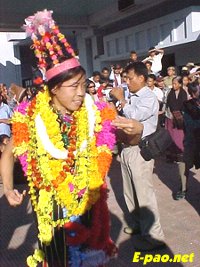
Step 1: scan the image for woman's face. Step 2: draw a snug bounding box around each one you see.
[172,79,181,91]
[167,68,175,77]
[51,72,86,114]
[87,83,96,94]
[182,76,189,86]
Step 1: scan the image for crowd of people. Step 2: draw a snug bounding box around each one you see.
[85,48,200,204]
[0,9,200,267]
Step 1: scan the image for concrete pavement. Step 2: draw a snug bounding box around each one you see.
[0,156,200,267]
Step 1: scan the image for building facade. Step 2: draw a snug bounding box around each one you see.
[0,0,200,86]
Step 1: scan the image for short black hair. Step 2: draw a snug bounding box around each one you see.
[145,60,152,66]
[92,71,101,77]
[148,74,156,81]
[130,50,137,54]
[125,62,148,81]
[101,67,109,72]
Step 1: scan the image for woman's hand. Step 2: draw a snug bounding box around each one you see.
[4,189,26,207]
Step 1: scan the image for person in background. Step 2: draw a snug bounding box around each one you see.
[142,47,164,76]
[164,66,176,89]
[0,83,8,104]
[145,61,153,75]
[86,79,99,102]
[165,76,188,200]
[147,74,164,103]
[101,67,110,80]
[181,66,190,77]
[109,64,122,87]
[165,76,187,155]
[176,84,200,200]
[120,70,129,100]
[156,76,170,127]
[182,74,191,99]
[89,71,101,90]
[186,62,195,74]
[0,92,12,138]
[127,50,138,65]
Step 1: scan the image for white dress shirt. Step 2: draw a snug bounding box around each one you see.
[123,86,159,138]
[150,86,164,103]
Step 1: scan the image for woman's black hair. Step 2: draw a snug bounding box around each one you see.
[46,56,86,91]
[188,83,199,97]
[85,79,95,94]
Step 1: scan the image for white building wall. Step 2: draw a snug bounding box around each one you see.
[83,5,199,70]
[0,32,25,86]
[102,6,200,61]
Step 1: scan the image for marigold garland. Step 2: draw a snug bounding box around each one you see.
[11,88,117,261]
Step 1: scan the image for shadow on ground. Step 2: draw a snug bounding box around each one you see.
[154,157,200,215]
[0,185,38,267]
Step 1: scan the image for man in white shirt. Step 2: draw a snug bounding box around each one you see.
[142,47,164,76]
[147,74,164,103]
[110,62,165,251]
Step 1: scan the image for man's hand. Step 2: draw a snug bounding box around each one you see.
[112,116,143,135]
[4,189,26,207]
[110,87,124,101]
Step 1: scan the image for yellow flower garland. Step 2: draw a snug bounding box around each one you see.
[12,87,108,246]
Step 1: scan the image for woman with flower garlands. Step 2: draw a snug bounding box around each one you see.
[1,10,117,267]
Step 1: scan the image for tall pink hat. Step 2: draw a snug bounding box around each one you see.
[23,9,80,81]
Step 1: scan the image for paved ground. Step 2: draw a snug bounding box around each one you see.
[0,156,200,267]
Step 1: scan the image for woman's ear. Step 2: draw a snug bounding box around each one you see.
[51,86,58,95]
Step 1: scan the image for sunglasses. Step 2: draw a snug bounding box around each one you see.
[88,85,95,88]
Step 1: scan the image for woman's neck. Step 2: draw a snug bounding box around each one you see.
[50,101,72,116]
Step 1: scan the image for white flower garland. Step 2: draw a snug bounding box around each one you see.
[35,93,95,159]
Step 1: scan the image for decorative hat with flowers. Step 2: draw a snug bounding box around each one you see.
[12,9,117,267]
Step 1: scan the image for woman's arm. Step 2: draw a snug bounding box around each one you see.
[0,118,11,124]
[1,137,26,206]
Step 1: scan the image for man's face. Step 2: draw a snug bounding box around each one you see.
[101,70,109,79]
[126,69,145,93]
[93,75,100,83]
[147,77,155,89]
[130,53,137,61]
[157,80,165,89]
[146,63,152,71]
[114,67,121,74]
